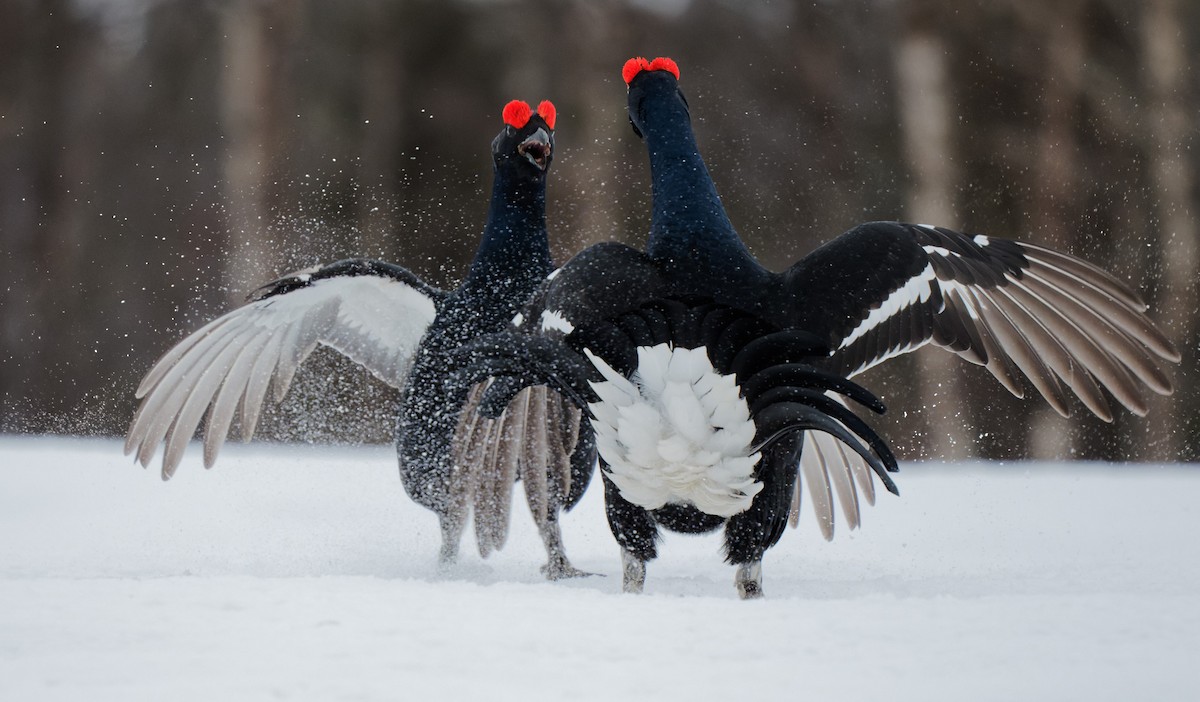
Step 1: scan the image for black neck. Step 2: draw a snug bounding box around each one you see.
[465,169,552,290]
[640,90,756,272]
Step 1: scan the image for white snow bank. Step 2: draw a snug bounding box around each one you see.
[1,436,1197,701]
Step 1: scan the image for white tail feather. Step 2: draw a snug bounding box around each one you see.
[585,344,762,518]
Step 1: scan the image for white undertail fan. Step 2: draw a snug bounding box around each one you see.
[585,344,763,518]
[452,299,898,525]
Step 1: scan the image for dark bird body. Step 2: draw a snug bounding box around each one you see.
[127,100,595,578]
[457,58,1178,598]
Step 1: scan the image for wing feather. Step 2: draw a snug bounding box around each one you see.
[521,386,551,523]
[132,320,248,468]
[473,415,505,556]
[1001,281,1144,416]
[787,222,1176,420]
[1021,241,1146,306]
[204,333,273,468]
[799,436,835,541]
[795,400,876,537]
[127,268,438,478]
[239,330,286,442]
[825,430,860,532]
[474,395,526,556]
[163,335,249,476]
[780,221,1178,516]
[1017,273,1173,393]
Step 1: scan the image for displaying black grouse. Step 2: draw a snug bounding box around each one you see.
[456,57,1179,598]
[126,99,596,579]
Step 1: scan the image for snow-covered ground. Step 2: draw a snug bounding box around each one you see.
[1,436,1197,700]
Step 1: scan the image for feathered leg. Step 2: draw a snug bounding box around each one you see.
[513,388,594,580]
[400,435,470,569]
[723,433,804,599]
[622,549,647,594]
[438,513,466,567]
[437,444,474,568]
[603,471,659,593]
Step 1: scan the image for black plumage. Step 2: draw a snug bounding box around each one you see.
[126,101,595,579]
[456,57,1178,598]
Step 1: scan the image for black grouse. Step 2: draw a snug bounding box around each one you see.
[126,99,596,579]
[455,57,1179,598]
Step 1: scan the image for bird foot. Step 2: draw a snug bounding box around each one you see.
[735,561,764,600]
[437,540,460,575]
[541,559,600,581]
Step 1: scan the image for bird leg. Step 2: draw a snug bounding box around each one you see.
[603,473,659,593]
[436,457,472,569]
[724,436,800,598]
[622,548,647,593]
[437,512,466,569]
[536,509,595,580]
[734,561,764,599]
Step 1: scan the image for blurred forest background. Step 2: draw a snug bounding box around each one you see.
[1,0,1197,463]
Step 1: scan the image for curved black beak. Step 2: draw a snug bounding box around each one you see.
[518,127,552,170]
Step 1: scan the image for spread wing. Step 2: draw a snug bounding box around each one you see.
[126,259,443,478]
[786,221,1179,421]
[778,221,1179,539]
[451,382,593,559]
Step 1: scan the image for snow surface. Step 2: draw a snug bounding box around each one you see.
[2,436,1198,701]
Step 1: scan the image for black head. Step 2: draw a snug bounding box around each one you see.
[622,56,688,140]
[492,99,556,181]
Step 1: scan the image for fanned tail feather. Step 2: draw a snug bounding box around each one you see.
[586,344,763,518]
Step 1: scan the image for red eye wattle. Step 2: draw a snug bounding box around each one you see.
[647,57,680,80]
[622,57,651,84]
[536,100,556,130]
[502,100,532,129]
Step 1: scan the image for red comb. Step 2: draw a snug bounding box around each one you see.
[536,100,556,130]
[622,57,651,84]
[502,100,532,129]
[648,57,680,80]
[622,56,679,84]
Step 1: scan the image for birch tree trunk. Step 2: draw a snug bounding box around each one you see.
[1024,0,1085,460]
[219,0,299,301]
[356,1,406,261]
[1141,0,1196,461]
[894,5,971,460]
[555,0,626,257]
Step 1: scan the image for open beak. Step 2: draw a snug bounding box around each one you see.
[518,128,551,170]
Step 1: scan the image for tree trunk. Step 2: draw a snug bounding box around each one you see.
[218,0,299,300]
[894,8,971,461]
[1141,0,1197,461]
[1025,0,1085,460]
[554,1,626,258]
[355,2,407,261]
